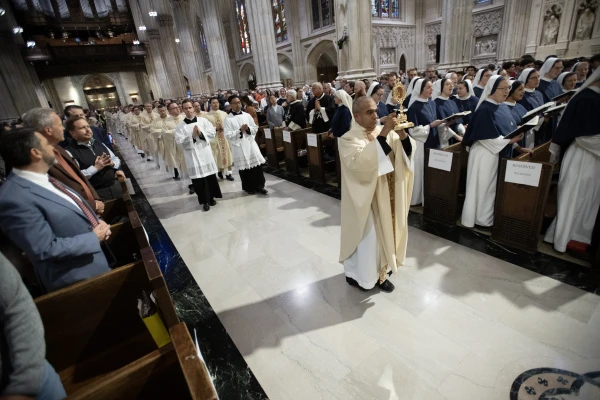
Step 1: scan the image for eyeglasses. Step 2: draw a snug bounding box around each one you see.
[496,86,511,91]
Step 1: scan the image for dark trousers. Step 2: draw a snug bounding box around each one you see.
[95,180,123,201]
[239,165,266,193]
[191,174,222,204]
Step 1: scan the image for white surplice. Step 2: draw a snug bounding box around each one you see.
[407,125,429,205]
[343,141,394,289]
[223,112,266,170]
[544,134,600,251]
[461,137,510,228]
[174,117,217,179]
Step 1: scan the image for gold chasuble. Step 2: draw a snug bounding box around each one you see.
[339,124,415,282]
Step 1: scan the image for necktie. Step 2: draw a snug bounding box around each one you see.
[48,176,98,228]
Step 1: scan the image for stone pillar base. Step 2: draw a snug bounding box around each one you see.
[257,81,284,90]
[338,68,377,82]
[437,62,474,72]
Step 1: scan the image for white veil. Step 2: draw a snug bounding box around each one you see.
[476,75,505,110]
[408,78,426,109]
[335,90,354,120]
[539,57,559,78]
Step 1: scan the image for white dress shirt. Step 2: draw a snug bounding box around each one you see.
[12,168,78,208]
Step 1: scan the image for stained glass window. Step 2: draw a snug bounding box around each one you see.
[198,18,211,70]
[311,0,335,30]
[272,0,288,43]
[371,0,400,18]
[234,0,252,55]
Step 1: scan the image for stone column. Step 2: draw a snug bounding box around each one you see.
[143,49,161,100]
[157,14,187,97]
[172,0,205,95]
[335,0,376,81]
[555,0,577,58]
[414,0,427,70]
[201,0,235,90]
[283,0,305,86]
[135,71,152,103]
[498,0,532,62]
[42,79,63,114]
[524,0,544,55]
[438,0,473,71]
[146,31,170,99]
[245,0,282,89]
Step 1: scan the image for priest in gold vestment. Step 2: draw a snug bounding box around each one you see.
[203,98,234,181]
[339,97,415,293]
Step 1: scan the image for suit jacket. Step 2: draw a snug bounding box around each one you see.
[59,126,113,151]
[0,173,110,293]
[48,146,100,211]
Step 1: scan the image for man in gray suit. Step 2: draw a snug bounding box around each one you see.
[0,128,111,292]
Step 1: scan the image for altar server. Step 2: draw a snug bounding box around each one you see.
[406,79,444,205]
[433,78,464,148]
[545,69,600,252]
[461,76,524,229]
[175,99,221,211]
[453,80,479,125]
[472,68,492,98]
[223,95,268,195]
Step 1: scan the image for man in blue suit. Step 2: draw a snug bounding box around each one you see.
[0,128,112,292]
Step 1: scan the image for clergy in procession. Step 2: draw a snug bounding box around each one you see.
[204,97,234,181]
[127,106,145,159]
[537,57,564,102]
[175,99,222,211]
[140,103,158,164]
[545,69,600,253]
[306,82,335,133]
[223,95,268,195]
[338,96,415,293]
[432,78,464,148]
[118,106,129,139]
[461,76,524,229]
[406,78,444,206]
[453,80,479,125]
[472,68,492,98]
[159,103,183,179]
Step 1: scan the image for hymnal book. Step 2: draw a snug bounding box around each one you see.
[543,103,568,115]
[551,90,577,103]
[504,116,539,139]
[443,111,471,122]
[521,102,555,122]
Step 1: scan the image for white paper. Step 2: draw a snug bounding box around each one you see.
[505,160,542,187]
[264,128,271,139]
[523,102,555,119]
[307,133,318,147]
[428,149,453,172]
[283,130,291,143]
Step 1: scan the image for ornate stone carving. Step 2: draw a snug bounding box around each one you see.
[428,45,437,63]
[473,9,503,37]
[372,26,415,48]
[541,2,562,45]
[572,0,597,41]
[474,35,497,56]
[380,48,395,65]
[473,56,497,65]
[425,22,441,45]
[157,14,174,27]
[172,0,190,8]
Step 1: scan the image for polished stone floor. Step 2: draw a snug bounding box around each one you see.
[116,136,600,400]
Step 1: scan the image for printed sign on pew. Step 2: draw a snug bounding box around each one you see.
[505,161,542,187]
[428,149,453,172]
[307,133,318,147]
[283,130,291,143]
[264,128,272,139]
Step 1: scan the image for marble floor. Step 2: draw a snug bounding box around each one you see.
[116,136,600,400]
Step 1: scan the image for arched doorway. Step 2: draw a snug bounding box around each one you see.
[83,75,120,111]
[306,40,338,84]
[278,54,294,87]
[239,62,256,90]
[400,54,407,73]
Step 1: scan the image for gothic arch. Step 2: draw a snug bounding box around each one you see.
[305,40,338,83]
[71,73,127,105]
[399,53,407,72]
[277,53,294,86]
[239,62,256,90]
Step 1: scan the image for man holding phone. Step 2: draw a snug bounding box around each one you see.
[65,116,125,200]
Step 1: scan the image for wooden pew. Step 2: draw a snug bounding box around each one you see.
[492,141,554,252]
[255,125,268,157]
[423,143,469,225]
[264,127,284,168]
[307,132,336,184]
[102,196,133,225]
[283,127,312,175]
[106,211,148,266]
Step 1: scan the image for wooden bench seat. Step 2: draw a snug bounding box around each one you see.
[283,127,312,175]
[307,132,336,184]
[264,127,285,168]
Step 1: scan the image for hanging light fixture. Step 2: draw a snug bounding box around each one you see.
[148,0,157,16]
[13,26,23,34]
[133,39,140,45]
[26,40,36,48]
[0,8,6,16]
[175,38,180,43]
[138,25,146,31]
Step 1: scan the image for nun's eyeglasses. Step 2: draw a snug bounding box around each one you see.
[497,86,511,91]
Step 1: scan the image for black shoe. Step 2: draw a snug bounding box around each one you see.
[209,200,217,206]
[139,153,144,158]
[226,175,234,181]
[218,172,223,179]
[258,188,268,195]
[377,279,395,293]
[202,204,210,212]
[246,190,255,195]
[346,276,368,291]
[146,158,151,162]
[172,176,181,180]
[188,185,195,195]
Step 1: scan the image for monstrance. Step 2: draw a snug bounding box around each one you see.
[391,81,414,131]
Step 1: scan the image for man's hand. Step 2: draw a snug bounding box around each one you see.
[315,99,321,111]
[93,220,111,241]
[193,125,201,137]
[282,101,287,107]
[95,200,105,214]
[509,132,525,144]
[115,170,125,179]
[240,124,249,132]
[380,113,398,137]
[94,156,107,170]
